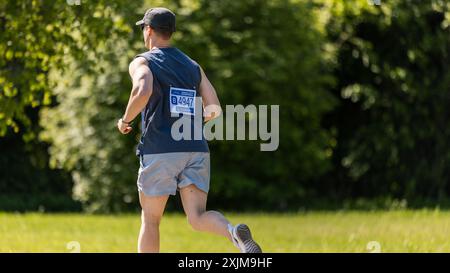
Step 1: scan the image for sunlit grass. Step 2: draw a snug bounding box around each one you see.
[1,210,450,252]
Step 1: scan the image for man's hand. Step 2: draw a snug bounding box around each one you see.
[117,118,133,134]
[199,66,221,122]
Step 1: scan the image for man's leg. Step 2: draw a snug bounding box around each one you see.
[138,192,169,253]
[179,184,233,241]
[180,184,263,253]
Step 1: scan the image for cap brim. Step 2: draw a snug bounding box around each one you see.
[135,19,144,26]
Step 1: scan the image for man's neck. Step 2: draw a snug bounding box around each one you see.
[149,39,171,50]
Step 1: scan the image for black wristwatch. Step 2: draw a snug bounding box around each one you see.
[120,118,133,126]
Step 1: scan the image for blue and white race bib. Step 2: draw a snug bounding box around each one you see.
[170,87,196,116]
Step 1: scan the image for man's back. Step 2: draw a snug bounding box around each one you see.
[135,47,209,155]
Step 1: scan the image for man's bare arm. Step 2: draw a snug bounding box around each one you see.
[199,67,222,123]
[117,57,153,134]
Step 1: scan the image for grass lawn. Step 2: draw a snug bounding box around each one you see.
[1,210,450,252]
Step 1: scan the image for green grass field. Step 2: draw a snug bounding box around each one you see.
[1,210,450,253]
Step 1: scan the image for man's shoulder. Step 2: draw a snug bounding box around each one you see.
[133,55,149,65]
[134,51,153,62]
[129,55,151,77]
[174,48,199,65]
[129,56,148,70]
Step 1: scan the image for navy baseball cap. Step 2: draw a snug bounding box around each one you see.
[135,7,176,33]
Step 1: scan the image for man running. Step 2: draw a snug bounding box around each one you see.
[116,7,262,253]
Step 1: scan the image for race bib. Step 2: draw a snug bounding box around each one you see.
[170,87,196,116]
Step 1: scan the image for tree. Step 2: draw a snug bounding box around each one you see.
[0,0,141,137]
[325,0,450,205]
[0,0,142,211]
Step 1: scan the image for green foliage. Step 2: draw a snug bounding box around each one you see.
[0,0,142,212]
[326,0,450,202]
[41,45,141,212]
[0,128,79,212]
[39,23,147,212]
[0,0,140,136]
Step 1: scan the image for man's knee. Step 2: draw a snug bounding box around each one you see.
[141,210,162,226]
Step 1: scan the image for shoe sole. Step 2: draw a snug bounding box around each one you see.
[234,224,262,253]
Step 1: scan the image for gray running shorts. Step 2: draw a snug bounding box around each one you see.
[137,152,210,196]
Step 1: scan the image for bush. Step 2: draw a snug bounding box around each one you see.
[324,0,450,203]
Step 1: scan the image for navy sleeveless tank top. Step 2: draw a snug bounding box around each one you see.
[135,47,209,155]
